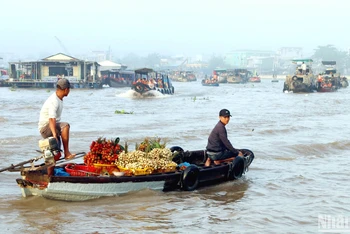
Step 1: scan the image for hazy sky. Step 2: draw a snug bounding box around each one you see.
[1,0,349,59]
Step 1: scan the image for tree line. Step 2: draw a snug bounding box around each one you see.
[116,45,350,73]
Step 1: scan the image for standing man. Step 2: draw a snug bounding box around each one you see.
[301,62,307,75]
[38,78,75,161]
[205,109,243,166]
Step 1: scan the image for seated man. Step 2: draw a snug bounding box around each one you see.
[205,109,243,166]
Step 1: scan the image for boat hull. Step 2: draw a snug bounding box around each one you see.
[131,82,175,95]
[109,79,132,88]
[283,75,316,93]
[217,76,227,83]
[131,69,175,95]
[202,83,219,86]
[227,76,246,84]
[15,148,254,201]
[340,79,349,88]
[19,180,167,201]
[171,77,196,82]
[249,77,261,83]
[316,85,337,92]
[201,80,219,86]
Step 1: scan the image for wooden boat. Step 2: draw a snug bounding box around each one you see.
[317,61,348,91]
[316,75,337,92]
[283,59,317,93]
[201,79,219,86]
[1,146,254,201]
[249,76,261,83]
[248,70,261,83]
[271,74,279,82]
[213,68,227,83]
[131,68,174,95]
[0,69,10,87]
[226,69,250,84]
[271,67,279,82]
[169,71,197,82]
[340,77,349,88]
[102,70,135,88]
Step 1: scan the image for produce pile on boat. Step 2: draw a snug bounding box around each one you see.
[83,137,124,165]
[116,148,177,175]
[82,137,177,176]
[116,137,177,175]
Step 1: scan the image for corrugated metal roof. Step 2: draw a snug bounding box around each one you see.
[98,60,122,67]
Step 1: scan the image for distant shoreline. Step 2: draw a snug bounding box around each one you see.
[259,74,349,79]
[259,75,285,79]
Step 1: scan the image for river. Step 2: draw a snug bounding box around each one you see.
[1,79,350,233]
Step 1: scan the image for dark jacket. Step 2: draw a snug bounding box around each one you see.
[206,121,239,155]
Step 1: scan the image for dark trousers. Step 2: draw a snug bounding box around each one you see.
[207,150,235,161]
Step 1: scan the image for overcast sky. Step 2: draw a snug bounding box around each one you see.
[0,0,349,59]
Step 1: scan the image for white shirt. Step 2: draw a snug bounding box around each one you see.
[38,93,63,130]
[301,64,307,70]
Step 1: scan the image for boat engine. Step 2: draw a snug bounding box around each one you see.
[38,137,61,164]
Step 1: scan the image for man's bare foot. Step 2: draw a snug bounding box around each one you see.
[204,158,211,167]
[65,153,76,160]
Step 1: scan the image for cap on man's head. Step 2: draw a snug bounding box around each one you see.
[57,78,71,89]
[219,109,232,117]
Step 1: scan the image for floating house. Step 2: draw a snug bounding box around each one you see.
[7,53,101,88]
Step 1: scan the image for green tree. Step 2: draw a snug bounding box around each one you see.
[207,55,229,71]
[120,53,143,69]
[312,45,348,72]
[312,44,339,61]
[144,53,161,68]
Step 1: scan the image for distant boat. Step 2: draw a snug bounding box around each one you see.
[131,68,175,95]
[282,59,316,93]
[249,76,261,83]
[102,70,134,88]
[169,70,197,82]
[213,68,227,83]
[226,68,253,84]
[271,74,279,82]
[201,79,219,86]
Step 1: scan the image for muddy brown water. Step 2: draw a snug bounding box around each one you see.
[1,80,349,233]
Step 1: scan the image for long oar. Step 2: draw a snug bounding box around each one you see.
[0,152,86,173]
[31,152,87,171]
[0,154,44,173]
